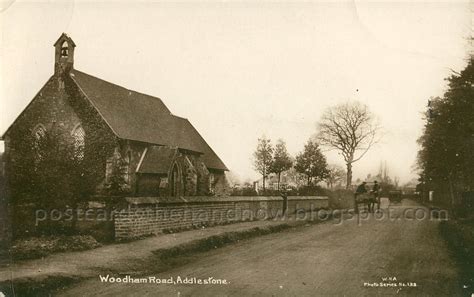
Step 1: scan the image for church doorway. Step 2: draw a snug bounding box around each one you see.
[170,163,180,197]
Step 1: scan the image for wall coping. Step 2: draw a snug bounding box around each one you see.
[123,195,328,205]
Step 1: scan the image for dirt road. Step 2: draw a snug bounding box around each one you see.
[60,199,464,296]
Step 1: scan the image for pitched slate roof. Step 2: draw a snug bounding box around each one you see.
[69,69,227,171]
[137,146,177,174]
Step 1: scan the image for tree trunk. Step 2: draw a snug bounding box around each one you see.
[277,172,281,191]
[72,203,78,232]
[346,163,352,189]
[262,174,266,193]
[307,175,311,186]
[447,173,456,210]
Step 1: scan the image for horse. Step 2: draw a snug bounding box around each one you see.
[355,191,380,213]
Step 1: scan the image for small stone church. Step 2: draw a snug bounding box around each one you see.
[3,33,229,199]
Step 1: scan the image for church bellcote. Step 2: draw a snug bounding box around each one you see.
[54,33,76,75]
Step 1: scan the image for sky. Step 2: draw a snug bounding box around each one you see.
[0,0,471,185]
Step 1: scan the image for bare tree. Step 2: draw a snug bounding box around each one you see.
[393,176,400,188]
[326,164,346,189]
[316,101,381,188]
[377,161,391,184]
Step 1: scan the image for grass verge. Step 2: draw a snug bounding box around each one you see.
[9,235,101,261]
[153,224,292,267]
[0,275,85,297]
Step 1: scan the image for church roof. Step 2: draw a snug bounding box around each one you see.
[69,69,228,171]
[137,146,177,174]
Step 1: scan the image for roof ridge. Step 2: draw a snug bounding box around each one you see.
[69,69,228,171]
[171,114,189,121]
[69,71,121,137]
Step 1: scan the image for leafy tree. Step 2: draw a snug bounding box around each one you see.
[23,125,91,233]
[6,125,39,206]
[253,136,273,192]
[104,152,129,196]
[6,120,116,236]
[316,101,381,189]
[34,127,83,210]
[294,140,329,186]
[417,57,474,208]
[326,164,346,189]
[270,139,293,191]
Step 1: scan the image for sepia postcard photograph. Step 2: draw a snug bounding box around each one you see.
[0,0,472,296]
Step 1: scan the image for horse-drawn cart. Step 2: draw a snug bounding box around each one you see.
[354,192,380,213]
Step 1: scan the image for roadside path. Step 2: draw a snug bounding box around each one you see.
[0,219,296,283]
[60,199,464,296]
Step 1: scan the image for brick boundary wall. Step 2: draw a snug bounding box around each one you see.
[114,196,328,239]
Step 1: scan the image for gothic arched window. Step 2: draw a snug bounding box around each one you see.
[32,124,46,161]
[72,125,85,159]
[170,163,181,197]
[32,124,46,151]
[32,124,46,141]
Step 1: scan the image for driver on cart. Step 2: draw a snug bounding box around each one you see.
[372,181,380,210]
[356,182,367,195]
[354,182,367,213]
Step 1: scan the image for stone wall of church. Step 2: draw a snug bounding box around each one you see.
[117,141,147,193]
[5,76,83,152]
[194,158,210,195]
[181,155,198,196]
[136,174,163,196]
[213,172,230,196]
[4,74,119,203]
[64,75,121,192]
[177,153,230,197]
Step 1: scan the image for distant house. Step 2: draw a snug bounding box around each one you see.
[2,33,229,198]
[254,172,299,192]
